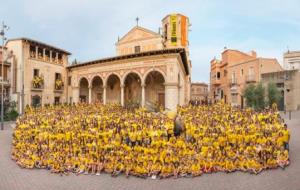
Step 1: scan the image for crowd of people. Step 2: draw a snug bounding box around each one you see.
[11,102,290,178]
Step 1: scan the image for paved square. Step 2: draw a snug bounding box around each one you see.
[0,111,299,190]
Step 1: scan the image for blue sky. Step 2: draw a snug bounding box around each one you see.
[1,0,300,83]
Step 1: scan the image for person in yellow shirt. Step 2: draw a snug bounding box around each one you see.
[191,159,202,177]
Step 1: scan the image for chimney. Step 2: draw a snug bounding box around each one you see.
[251,50,257,58]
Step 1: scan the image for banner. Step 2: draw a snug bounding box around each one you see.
[170,14,177,46]
[181,15,187,47]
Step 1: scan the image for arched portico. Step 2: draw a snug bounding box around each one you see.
[106,74,121,104]
[79,77,89,103]
[123,72,142,106]
[91,76,103,103]
[144,71,165,109]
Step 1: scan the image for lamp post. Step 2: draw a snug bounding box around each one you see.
[0,22,9,130]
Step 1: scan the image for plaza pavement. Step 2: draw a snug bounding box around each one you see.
[0,111,299,190]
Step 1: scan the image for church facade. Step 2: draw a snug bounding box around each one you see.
[68,13,191,111]
[5,13,191,112]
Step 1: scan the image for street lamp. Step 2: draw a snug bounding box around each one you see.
[0,22,9,130]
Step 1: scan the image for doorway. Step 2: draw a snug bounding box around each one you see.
[158,93,165,109]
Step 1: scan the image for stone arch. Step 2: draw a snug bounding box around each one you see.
[123,72,142,105]
[144,70,166,109]
[142,68,166,85]
[91,75,104,103]
[79,77,89,103]
[122,71,143,86]
[106,73,121,104]
[77,76,90,87]
[104,72,122,87]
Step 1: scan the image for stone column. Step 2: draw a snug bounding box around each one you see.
[141,83,145,107]
[88,86,92,104]
[73,86,80,104]
[50,50,52,62]
[121,84,124,106]
[56,52,58,63]
[35,46,38,58]
[164,82,179,111]
[103,85,107,105]
[43,48,46,61]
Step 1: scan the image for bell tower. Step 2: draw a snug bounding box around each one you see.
[162,13,190,50]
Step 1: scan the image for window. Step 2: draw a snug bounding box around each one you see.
[29,45,36,58]
[45,49,50,61]
[249,67,254,75]
[54,97,60,105]
[164,24,168,40]
[241,69,244,76]
[37,48,43,59]
[68,76,72,86]
[231,71,236,83]
[33,69,39,77]
[51,51,56,61]
[134,46,141,53]
[217,72,221,79]
[32,95,41,107]
[58,53,62,64]
[55,73,61,80]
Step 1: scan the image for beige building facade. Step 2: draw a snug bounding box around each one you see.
[210,49,283,108]
[284,50,300,70]
[261,70,300,111]
[3,13,191,112]
[6,38,70,114]
[190,82,208,103]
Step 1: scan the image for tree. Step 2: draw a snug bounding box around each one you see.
[254,82,266,110]
[243,83,266,111]
[243,84,256,108]
[267,82,282,107]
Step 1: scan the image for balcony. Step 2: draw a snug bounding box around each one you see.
[31,76,44,91]
[54,79,64,93]
[230,85,238,94]
[29,51,63,65]
[246,74,256,83]
[228,78,237,86]
[212,78,221,85]
[2,60,11,66]
[0,79,10,87]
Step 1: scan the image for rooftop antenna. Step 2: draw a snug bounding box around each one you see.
[287,46,290,53]
[136,17,139,27]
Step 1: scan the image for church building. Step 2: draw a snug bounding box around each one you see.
[5,13,192,112]
[68,13,192,111]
